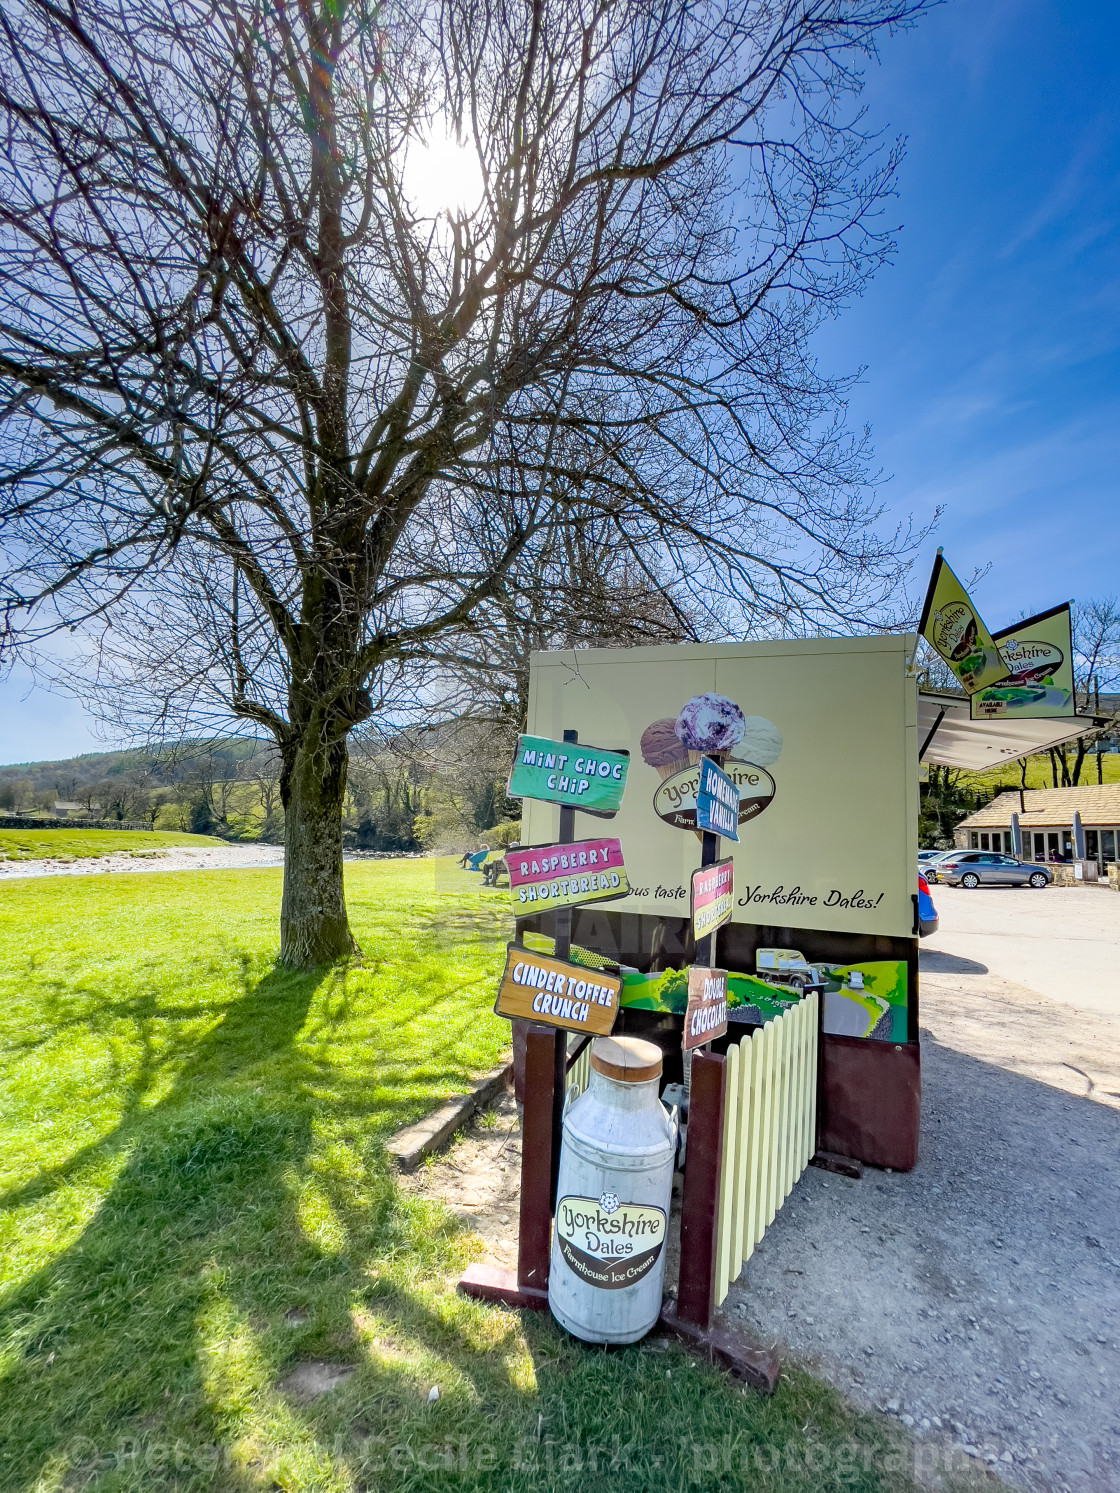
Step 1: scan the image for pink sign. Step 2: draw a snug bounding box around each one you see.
[507,838,629,911]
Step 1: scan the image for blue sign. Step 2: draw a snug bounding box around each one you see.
[695,756,740,841]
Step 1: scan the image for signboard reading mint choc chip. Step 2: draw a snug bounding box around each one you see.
[508,734,629,816]
[640,693,780,830]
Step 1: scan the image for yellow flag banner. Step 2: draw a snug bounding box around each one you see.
[971,603,1075,720]
[918,553,1010,696]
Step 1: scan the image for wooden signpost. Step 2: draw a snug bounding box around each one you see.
[506,837,628,911]
[460,728,626,1313]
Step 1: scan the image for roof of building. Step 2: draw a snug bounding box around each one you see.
[957,784,1120,830]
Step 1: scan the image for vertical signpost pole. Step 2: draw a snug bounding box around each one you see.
[549,730,579,1207]
[695,752,723,994]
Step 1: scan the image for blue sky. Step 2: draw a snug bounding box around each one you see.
[814,0,1120,623]
[1,0,1117,765]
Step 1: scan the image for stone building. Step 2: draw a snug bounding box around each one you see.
[954,784,1120,868]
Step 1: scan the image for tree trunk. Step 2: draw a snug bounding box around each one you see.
[279,731,357,967]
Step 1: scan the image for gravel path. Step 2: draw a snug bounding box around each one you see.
[0,844,287,878]
[0,846,432,879]
[726,959,1119,1492]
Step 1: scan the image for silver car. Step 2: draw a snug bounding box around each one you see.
[918,850,959,883]
[936,851,1052,889]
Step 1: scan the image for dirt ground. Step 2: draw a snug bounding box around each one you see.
[0,845,427,878]
[409,884,1120,1493]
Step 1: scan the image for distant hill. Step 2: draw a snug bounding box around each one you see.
[0,738,273,794]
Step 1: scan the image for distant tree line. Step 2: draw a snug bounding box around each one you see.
[0,722,522,851]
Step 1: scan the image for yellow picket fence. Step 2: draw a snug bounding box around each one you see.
[712,991,819,1307]
[565,1038,592,1100]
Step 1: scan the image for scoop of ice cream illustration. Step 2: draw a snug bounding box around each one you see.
[737,715,783,767]
[640,718,692,781]
[674,693,746,760]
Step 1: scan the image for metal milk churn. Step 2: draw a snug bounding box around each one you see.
[549,1036,678,1344]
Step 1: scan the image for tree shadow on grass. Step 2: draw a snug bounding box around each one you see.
[0,954,520,1493]
[0,963,332,1489]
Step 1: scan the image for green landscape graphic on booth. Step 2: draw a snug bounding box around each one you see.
[620,960,907,1042]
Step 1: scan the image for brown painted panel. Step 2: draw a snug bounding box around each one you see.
[676,1050,726,1328]
[518,1026,561,1292]
[818,1035,921,1171]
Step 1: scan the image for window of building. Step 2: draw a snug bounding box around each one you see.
[1033,832,1046,861]
[1102,830,1116,863]
[1087,830,1099,860]
[970,832,979,848]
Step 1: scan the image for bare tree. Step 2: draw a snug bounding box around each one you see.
[0,0,931,965]
[1050,597,1120,786]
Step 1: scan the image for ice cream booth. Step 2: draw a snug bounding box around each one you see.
[516,634,923,1170]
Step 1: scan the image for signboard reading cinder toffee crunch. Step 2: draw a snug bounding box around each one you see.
[508,734,629,816]
[506,838,628,911]
[690,857,734,942]
[494,944,621,1036]
[554,1193,667,1289]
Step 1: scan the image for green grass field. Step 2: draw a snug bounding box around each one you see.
[951,751,1120,796]
[0,860,960,1492]
[0,827,223,861]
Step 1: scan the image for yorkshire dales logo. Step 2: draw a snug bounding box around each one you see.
[653,759,775,831]
[1000,637,1063,685]
[640,696,781,831]
[931,601,979,663]
[555,1194,667,1290]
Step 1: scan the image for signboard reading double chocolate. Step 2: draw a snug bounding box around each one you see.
[682,966,728,1050]
[494,944,621,1036]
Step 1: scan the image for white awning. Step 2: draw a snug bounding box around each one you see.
[918,691,1100,771]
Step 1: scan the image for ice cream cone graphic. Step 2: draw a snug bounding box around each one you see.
[640,719,691,780]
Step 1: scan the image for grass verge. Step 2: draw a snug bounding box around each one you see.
[0,859,978,1491]
[0,827,224,862]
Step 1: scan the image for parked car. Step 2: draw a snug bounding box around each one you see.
[917,873,939,936]
[918,850,958,883]
[934,851,1052,889]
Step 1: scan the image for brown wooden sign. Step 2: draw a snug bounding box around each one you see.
[682,966,728,1050]
[495,943,621,1036]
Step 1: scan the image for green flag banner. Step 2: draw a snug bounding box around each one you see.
[971,603,1075,720]
[918,553,1009,696]
[508,735,629,815]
